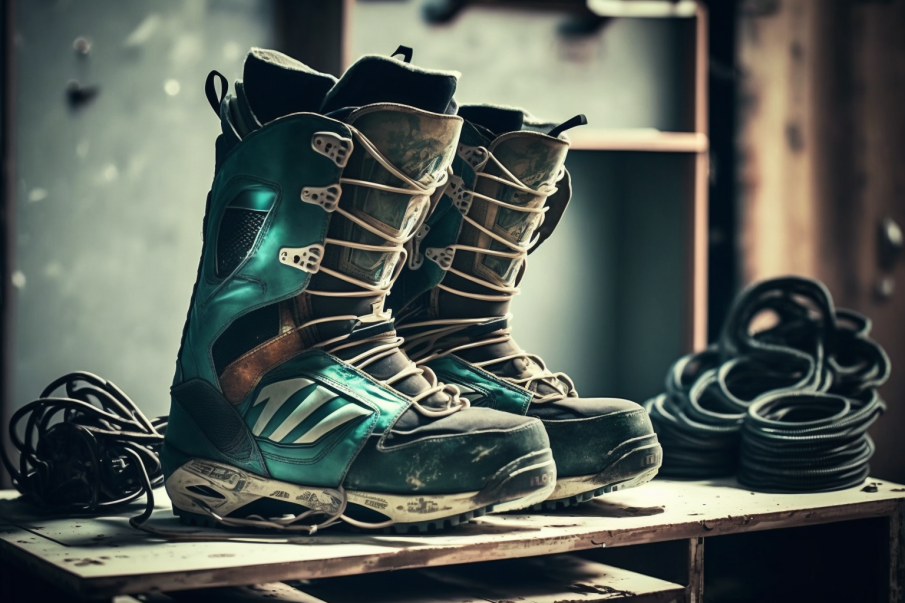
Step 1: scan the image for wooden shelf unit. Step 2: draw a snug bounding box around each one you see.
[1,478,903,602]
[567,129,709,153]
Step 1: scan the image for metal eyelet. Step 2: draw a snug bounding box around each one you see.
[458,144,488,170]
[301,184,341,212]
[446,175,473,215]
[407,223,431,270]
[425,246,455,270]
[278,244,324,273]
[312,132,353,168]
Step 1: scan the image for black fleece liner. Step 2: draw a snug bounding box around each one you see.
[243,48,337,124]
[459,104,558,137]
[321,55,459,115]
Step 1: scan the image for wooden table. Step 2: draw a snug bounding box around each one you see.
[1,478,903,602]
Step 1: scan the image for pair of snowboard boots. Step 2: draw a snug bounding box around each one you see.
[161,48,662,534]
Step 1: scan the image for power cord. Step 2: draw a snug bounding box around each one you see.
[0,372,165,525]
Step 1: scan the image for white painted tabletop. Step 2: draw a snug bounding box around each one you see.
[1,477,902,598]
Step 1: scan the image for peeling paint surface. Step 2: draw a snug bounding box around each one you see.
[0,477,902,597]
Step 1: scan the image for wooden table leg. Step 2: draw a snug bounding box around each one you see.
[891,500,905,603]
[685,537,704,603]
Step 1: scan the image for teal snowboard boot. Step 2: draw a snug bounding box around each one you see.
[392,105,662,509]
[162,51,556,533]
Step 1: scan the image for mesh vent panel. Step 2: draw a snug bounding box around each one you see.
[217,209,267,277]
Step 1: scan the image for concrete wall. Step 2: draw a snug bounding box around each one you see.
[12,0,273,419]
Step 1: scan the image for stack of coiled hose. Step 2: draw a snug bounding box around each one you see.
[644,276,889,492]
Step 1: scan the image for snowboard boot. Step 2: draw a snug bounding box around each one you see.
[162,51,556,534]
[392,105,662,509]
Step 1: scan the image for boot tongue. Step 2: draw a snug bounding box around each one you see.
[321,55,460,115]
[237,48,337,127]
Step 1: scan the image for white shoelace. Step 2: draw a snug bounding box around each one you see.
[302,126,469,419]
[400,147,577,403]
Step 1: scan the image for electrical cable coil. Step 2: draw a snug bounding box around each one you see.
[0,372,165,527]
[644,276,890,492]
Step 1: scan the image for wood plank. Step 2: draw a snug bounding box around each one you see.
[170,582,323,603]
[891,500,905,603]
[842,0,905,487]
[736,0,905,487]
[168,557,684,603]
[272,0,351,74]
[687,1,708,354]
[567,129,708,153]
[0,478,901,598]
[685,538,704,603]
[587,0,697,18]
[737,0,823,282]
[289,555,684,603]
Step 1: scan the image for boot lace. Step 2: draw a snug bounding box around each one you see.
[400,146,577,403]
[301,126,468,420]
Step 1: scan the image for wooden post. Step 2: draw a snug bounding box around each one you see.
[737,0,905,485]
[691,2,709,352]
[272,0,352,74]
[684,537,705,603]
[737,0,824,283]
[891,501,905,603]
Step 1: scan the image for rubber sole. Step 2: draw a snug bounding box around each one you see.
[534,436,663,511]
[165,449,555,534]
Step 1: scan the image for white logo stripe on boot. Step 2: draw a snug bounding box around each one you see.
[251,378,315,436]
[294,405,372,444]
[268,386,339,442]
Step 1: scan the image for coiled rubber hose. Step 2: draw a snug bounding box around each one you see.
[644,276,890,492]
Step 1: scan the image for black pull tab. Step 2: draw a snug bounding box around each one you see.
[548,114,588,138]
[392,45,413,63]
[204,70,228,116]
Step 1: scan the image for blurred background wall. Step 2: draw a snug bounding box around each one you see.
[5,0,274,439]
[736,0,905,484]
[0,0,705,440]
[0,0,902,488]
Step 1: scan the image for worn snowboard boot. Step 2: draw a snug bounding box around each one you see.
[392,105,662,509]
[162,51,556,533]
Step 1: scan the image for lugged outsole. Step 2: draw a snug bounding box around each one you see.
[532,438,663,511]
[382,504,493,534]
[529,466,659,511]
[167,449,556,535]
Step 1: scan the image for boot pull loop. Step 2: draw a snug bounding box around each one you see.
[391,45,414,63]
[548,114,587,138]
[205,70,229,116]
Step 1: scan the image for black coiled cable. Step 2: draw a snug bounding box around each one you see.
[0,372,166,525]
[644,276,890,492]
